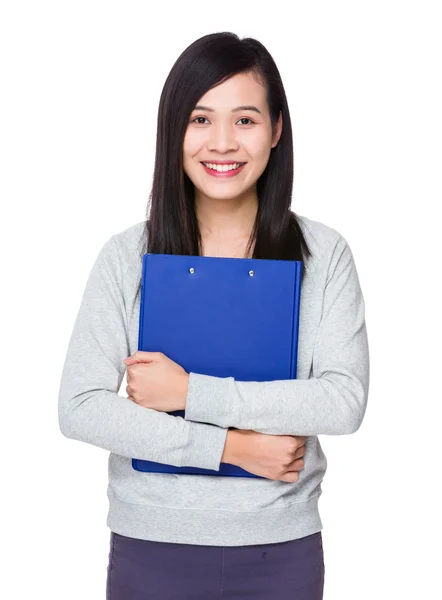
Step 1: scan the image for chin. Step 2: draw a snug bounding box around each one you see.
[199,187,246,201]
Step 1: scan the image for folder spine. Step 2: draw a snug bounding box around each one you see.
[290,261,303,379]
[137,254,147,348]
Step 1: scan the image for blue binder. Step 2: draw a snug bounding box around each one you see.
[132,253,303,478]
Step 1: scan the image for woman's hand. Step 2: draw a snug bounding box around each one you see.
[226,430,308,482]
[123,351,189,412]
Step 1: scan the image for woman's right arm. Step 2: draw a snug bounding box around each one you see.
[58,234,228,471]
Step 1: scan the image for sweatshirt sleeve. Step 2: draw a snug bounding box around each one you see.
[58,235,228,470]
[183,236,370,436]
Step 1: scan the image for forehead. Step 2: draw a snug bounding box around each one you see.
[195,72,267,110]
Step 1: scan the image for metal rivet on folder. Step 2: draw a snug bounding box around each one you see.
[189,267,195,274]
[249,270,254,276]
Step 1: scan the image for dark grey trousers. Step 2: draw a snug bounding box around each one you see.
[106,530,325,599]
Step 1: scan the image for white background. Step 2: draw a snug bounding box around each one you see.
[1,1,441,598]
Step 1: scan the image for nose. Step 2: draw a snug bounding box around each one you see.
[206,122,239,153]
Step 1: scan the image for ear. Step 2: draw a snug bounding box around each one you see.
[271,111,283,148]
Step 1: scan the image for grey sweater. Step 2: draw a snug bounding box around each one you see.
[58,215,369,546]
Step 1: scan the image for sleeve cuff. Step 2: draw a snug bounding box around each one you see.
[184,372,233,427]
[180,421,229,471]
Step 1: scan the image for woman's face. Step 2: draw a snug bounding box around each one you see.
[183,71,282,203]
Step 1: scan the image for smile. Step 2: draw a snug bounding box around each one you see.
[200,162,246,177]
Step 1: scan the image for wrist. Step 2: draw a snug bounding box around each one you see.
[221,429,241,465]
[181,373,190,410]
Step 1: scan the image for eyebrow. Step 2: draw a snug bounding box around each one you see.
[193,105,262,115]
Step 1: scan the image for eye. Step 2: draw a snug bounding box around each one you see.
[191,116,209,124]
[190,116,256,125]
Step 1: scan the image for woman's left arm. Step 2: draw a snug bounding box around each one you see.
[184,236,370,436]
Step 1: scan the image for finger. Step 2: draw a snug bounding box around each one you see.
[123,357,143,366]
[130,351,163,363]
[123,358,136,365]
[293,445,306,459]
[287,457,305,472]
[293,436,307,443]
[278,471,299,483]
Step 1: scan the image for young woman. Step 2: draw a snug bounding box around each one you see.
[58,32,369,600]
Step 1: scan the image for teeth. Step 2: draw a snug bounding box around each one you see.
[202,162,243,172]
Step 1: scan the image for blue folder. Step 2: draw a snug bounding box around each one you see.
[132,253,303,478]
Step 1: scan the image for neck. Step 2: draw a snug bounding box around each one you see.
[195,189,258,240]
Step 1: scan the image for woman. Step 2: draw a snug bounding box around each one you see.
[58,32,369,600]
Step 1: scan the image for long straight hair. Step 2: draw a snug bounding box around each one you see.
[136,32,312,297]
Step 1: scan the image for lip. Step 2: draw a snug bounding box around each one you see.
[201,162,246,178]
[200,160,247,165]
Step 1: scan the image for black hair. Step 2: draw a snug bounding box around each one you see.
[136,32,312,298]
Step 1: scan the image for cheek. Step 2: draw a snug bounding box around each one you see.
[182,139,194,173]
[183,130,205,158]
[242,130,272,160]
